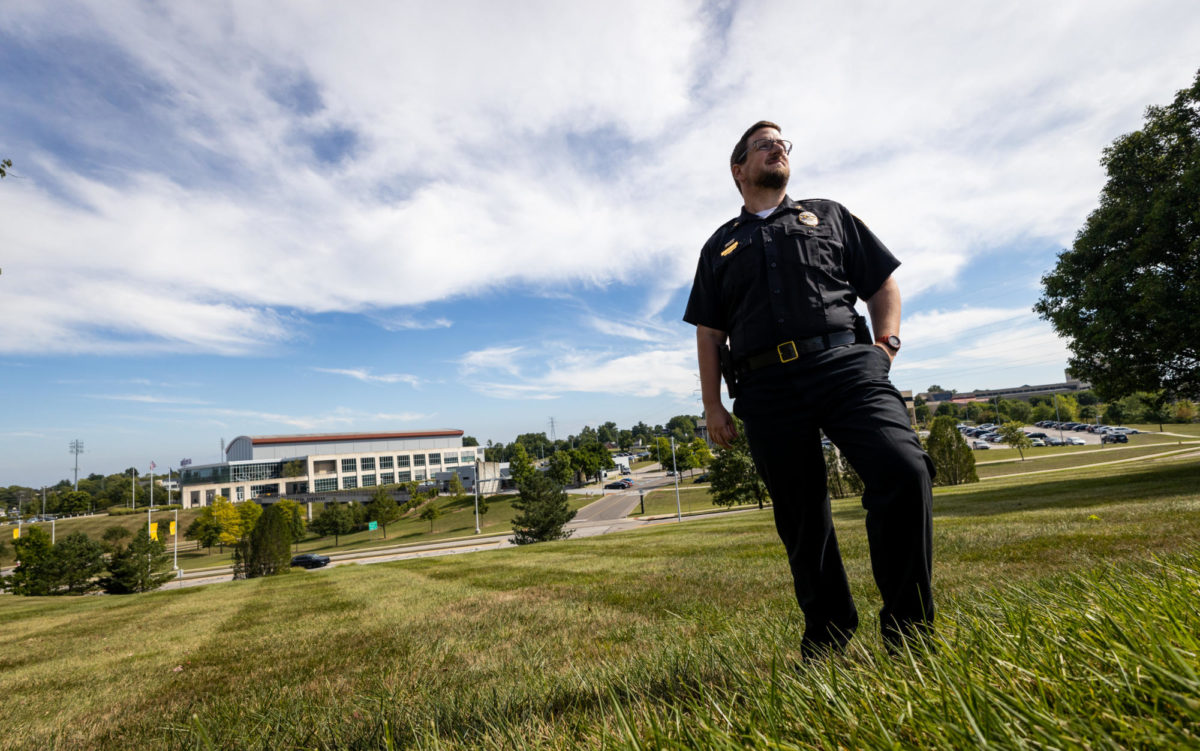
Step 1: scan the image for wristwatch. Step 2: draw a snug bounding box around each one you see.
[876,334,901,353]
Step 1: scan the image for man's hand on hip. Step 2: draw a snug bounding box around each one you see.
[873,342,896,363]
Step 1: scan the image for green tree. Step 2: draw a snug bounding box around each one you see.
[184,508,222,553]
[5,526,56,595]
[597,421,619,445]
[447,473,465,497]
[934,402,958,419]
[58,490,93,514]
[998,421,1034,461]
[102,528,173,594]
[52,532,107,594]
[273,498,307,550]
[102,525,133,552]
[462,435,479,447]
[419,503,441,532]
[689,438,714,478]
[666,415,698,442]
[311,502,354,546]
[546,451,574,487]
[1036,70,1200,402]
[0,158,11,178]
[211,497,243,549]
[510,473,575,545]
[924,416,978,486]
[915,403,931,425]
[368,488,401,539]
[1172,399,1197,423]
[708,419,769,509]
[282,460,306,477]
[1031,404,1055,422]
[617,429,634,450]
[507,443,536,489]
[235,504,293,579]
[237,501,262,536]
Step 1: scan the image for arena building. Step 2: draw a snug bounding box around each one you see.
[178,430,485,508]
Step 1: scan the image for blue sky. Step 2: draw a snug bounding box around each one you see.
[2,1,1198,487]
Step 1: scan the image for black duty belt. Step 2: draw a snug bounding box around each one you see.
[735,330,856,375]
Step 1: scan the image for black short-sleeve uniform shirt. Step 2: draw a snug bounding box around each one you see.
[683,196,900,360]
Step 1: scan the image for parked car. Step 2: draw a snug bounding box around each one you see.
[1066,436,1086,445]
[290,553,330,569]
[1030,438,1046,447]
[1101,433,1129,444]
[972,440,990,450]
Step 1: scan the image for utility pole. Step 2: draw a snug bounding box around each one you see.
[473,458,481,534]
[548,417,557,444]
[69,440,83,491]
[670,436,682,523]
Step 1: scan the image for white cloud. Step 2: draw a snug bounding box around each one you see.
[87,393,211,405]
[167,406,435,432]
[457,346,524,377]
[311,368,421,387]
[1,0,1197,355]
[466,344,696,401]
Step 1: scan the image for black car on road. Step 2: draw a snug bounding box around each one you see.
[291,553,331,569]
[1101,433,1129,444]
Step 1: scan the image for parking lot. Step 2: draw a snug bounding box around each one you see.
[960,422,1136,450]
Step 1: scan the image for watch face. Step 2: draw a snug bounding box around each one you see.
[886,335,901,350]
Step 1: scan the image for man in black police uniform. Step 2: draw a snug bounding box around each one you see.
[684,120,935,656]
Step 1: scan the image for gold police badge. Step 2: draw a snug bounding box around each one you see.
[798,211,819,226]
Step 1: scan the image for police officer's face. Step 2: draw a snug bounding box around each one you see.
[736,127,790,191]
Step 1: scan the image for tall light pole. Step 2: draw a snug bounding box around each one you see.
[670,436,682,523]
[69,440,83,491]
[473,459,481,535]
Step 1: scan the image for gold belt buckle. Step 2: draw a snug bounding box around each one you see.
[777,341,798,363]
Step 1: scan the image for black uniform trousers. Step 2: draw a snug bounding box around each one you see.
[733,342,935,654]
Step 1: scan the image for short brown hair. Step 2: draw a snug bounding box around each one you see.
[731,120,781,166]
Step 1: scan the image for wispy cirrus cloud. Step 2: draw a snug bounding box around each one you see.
[86,393,211,405]
[311,367,421,387]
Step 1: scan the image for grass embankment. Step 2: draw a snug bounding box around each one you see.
[1,458,1197,749]
[977,441,1198,478]
[2,494,589,571]
[633,484,760,517]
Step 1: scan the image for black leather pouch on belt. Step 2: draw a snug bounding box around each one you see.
[854,315,872,345]
[718,342,739,399]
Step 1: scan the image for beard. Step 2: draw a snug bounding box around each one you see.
[754,164,789,191]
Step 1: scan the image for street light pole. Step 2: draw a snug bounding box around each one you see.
[670,436,682,523]
[473,459,481,535]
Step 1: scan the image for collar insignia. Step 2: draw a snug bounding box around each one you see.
[721,239,739,256]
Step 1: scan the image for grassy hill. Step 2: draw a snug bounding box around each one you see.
[1,457,1197,749]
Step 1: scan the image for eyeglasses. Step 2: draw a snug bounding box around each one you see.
[738,138,792,162]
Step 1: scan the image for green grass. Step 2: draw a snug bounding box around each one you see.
[632,485,757,517]
[1,457,1197,749]
[1127,421,1200,436]
[977,441,1197,478]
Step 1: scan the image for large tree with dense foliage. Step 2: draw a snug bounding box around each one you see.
[1036,70,1200,402]
[311,502,354,546]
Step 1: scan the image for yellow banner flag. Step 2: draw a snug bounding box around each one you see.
[11,527,17,540]
[150,522,158,541]
[169,521,177,536]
